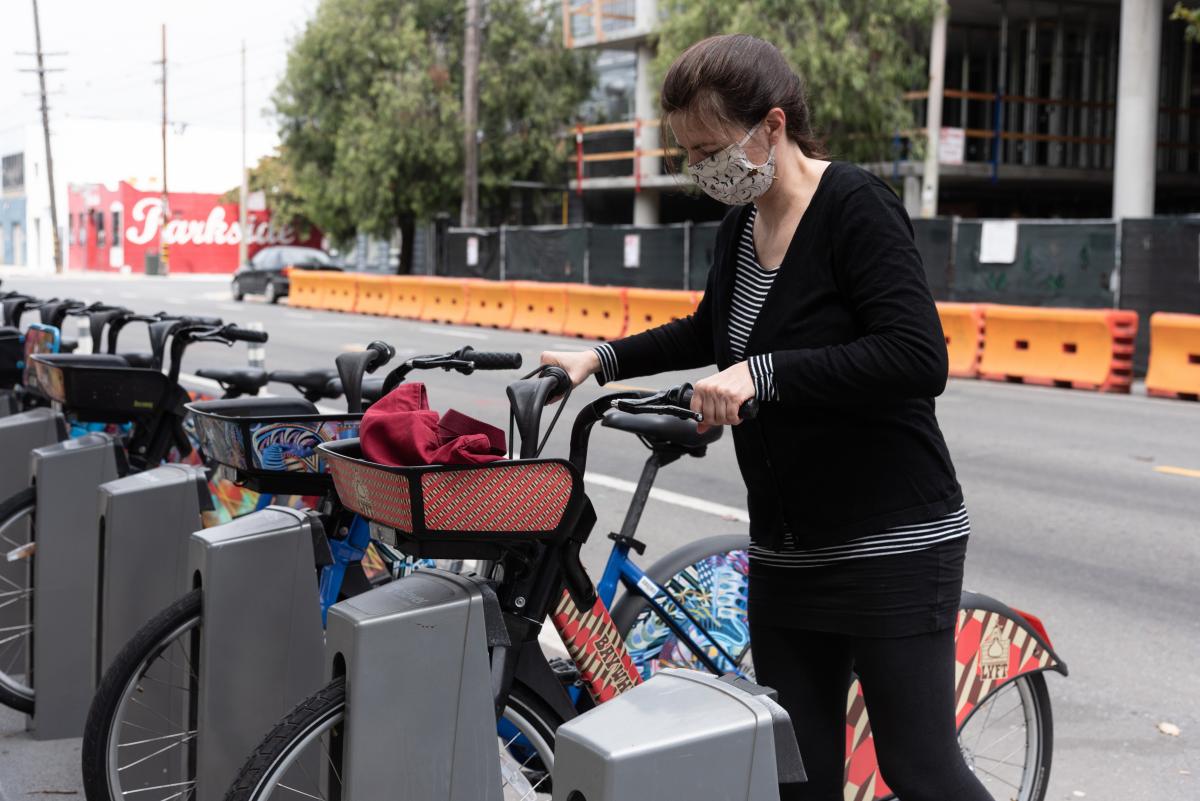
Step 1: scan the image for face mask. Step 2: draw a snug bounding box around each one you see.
[688,121,777,205]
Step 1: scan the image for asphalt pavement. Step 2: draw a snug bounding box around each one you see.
[1,271,1196,800]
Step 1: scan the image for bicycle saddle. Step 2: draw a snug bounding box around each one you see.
[188,396,321,418]
[195,367,269,397]
[602,409,723,454]
[270,368,341,401]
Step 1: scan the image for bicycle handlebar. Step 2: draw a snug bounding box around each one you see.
[611,383,759,423]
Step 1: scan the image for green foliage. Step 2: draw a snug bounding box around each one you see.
[1172,3,1200,43]
[272,0,591,245]
[653,0,941,163]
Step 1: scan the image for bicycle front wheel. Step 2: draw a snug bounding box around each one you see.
[224,678,561,801]
[82,589,202,801]
[0,487,36,713]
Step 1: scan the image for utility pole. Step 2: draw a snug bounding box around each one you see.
[460,0,480,227]
[239,40,249,268]
[29,0,63,272]
[159,23,170,274]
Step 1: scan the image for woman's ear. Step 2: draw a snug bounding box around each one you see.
[766,107,787,147]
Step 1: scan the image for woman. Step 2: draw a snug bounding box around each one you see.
[541,34,992,801]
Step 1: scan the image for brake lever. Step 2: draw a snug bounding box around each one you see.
[611,398,702,422]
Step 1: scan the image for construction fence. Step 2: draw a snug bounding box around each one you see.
[439,217,1200,372]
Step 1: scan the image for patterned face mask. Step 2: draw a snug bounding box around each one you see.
[688,121,777,205]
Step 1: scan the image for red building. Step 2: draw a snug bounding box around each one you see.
[67,181,320,274]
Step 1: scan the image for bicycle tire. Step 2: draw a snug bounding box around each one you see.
[955,671,1054,801]
[81,588,202,801]
[224,677,563,801]
[0,487,37,713]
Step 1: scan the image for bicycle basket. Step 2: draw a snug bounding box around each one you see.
[29,353,170,422]
[20,324,60,395]
[318,438,585,558]
[188,397,361,496]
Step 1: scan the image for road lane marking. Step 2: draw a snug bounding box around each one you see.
[605,382,654,392]
[1154,465,1200,479]
[215,303,243,312]
[417,325,489,340]
[586,473,749,523]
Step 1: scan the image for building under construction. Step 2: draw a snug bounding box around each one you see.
[563,0,1199,224]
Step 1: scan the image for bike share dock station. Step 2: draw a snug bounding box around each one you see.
[0,409,65,498]
[552,670,806,801]
[25,435,214,739]
[188,506,327,801]
[326,569,505,800]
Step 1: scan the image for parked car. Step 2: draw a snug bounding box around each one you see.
[231,246,342,304]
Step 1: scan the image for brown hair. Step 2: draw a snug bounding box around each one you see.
[661,34,827,159]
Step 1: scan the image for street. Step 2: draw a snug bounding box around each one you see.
[1,272,1197,801]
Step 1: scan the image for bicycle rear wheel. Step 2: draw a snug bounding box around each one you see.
[224,678,561,801]
[0,487,36,713]
[82,589,202,801]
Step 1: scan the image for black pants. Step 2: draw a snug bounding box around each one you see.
[750,621,994,801]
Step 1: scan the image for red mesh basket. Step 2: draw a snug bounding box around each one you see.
[318,438,585,555]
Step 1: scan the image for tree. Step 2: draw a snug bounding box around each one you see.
[1172,3,1200,43]
[219,151,310,233]
[653,0,941,164]
[271,0,591,272]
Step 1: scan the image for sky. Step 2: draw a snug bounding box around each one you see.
[1,0,320,145]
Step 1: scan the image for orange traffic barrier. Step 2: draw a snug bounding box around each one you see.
[563,285,627,340]
[385,276,426,319]
[937,302,986,378]
[420,277,468,324]
[1145,312,1200,401]
[511,281,569,335]
[624,289,700,337]
[354,274,392,316]
[323,272,358,312]
[977,305,1137,393]
[286,269,325,309]
[463,280,517,329]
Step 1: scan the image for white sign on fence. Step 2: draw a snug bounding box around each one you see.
[624,233,640,268]
[979,220,1019,264]
[466,236,479,267]
[939,127,966,166]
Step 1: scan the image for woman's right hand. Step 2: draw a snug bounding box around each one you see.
[540,349,601,389]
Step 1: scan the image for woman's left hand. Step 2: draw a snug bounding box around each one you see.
[690,361,755,433]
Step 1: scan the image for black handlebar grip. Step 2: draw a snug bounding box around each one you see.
[680,387,759,421]
[225,326,269,344]
[465,351,523,370]
[181,315,224,326]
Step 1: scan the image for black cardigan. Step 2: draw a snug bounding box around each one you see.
[604,161,963,550]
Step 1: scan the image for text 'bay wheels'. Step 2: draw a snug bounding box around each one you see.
[81,589,201,801]
[0,487,36,713]
[222,678,561,801]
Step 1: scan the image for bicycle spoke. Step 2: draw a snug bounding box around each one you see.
[118,731,197,773]
[119,730,199,749]
[121,779,196,796]
[276,784,325,800]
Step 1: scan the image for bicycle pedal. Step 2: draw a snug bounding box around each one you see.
[548,656,580,684]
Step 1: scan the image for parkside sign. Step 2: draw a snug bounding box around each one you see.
[68,181,321,274]
[125,198,302,247]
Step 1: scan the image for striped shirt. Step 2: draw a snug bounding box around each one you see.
[594,206,969,566]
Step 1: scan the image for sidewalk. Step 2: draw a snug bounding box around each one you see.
[1,266,227,282]
[0,706,82,799]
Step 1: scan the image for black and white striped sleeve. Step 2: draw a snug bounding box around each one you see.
[748,353,779,401]
[592,342,619,386]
